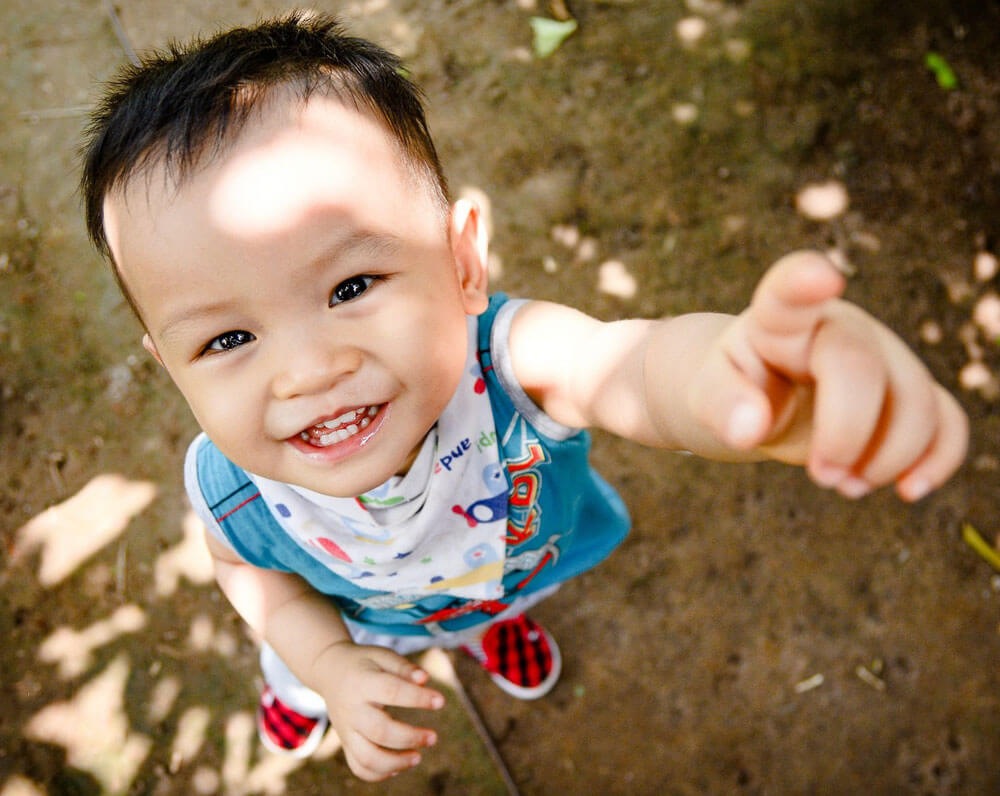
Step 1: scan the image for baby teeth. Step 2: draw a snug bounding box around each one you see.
[305,405,379,447]
[322,409,359,428]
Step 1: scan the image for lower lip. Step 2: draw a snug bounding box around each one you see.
[286,404,389,463]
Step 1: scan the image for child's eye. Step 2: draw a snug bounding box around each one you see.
[205,330,255,353]
[329,275,377,306]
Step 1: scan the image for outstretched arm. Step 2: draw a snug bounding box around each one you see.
[508,250,968,501]
[204,533,443,781]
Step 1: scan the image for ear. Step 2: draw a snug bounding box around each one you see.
[142,333,165,367]
[449,198,490,315]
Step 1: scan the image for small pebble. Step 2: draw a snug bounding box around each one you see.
[598,260,637,299]
[686,0,725,14]
[676,16,708,45]
[974,251,998,282]
[958,321,983,360]
[724,38,750,62]
[850,230,882,252]
[795,180,849,221]
[919,320,943,344]
[672,102,699,125]
[973,454,998,471]
[855,665,886,691]
[959,361,991,390]
[972,293,1000,339]
[944,274,974,304]
[576,236,598,262]
[551,224,580,249]
[723,214,747,234]
[824,246,855,276]
[794,673,824,693]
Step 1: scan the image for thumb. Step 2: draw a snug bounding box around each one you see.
[744,250,847,379]
[688,335,784,449]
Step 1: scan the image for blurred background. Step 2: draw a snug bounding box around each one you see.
[2,0,999,793]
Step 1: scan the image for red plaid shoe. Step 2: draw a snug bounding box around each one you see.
[257,686,328,758]
[462,615,561,700]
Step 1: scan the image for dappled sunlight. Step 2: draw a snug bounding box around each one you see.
[14,475,157,587]
[217,710,342,795]
[37,604,146,679]
[25,655,152,793]
[187,613,239,657]
[147,675,182,724]
[154,510,215,597]
[794,180,850,221]
[170,706,211,774]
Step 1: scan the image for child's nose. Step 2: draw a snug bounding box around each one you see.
[270,338,362,400]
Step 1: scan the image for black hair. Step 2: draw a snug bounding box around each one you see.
[80,11,448,305]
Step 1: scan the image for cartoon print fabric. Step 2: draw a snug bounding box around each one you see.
[247,316,509,601]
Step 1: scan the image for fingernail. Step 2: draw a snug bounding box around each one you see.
[839,476,872,499]
[811,462,847,488]
[431,694,444,709]
[426,732,438,747]
[727,403,762,447]
[902,477,931,502]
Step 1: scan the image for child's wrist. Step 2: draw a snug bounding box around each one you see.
[307,638,356,687]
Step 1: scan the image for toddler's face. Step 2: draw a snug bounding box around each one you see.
[104,94,487,496]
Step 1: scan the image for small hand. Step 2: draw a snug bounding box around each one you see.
[317,641,444,781]
[689,250,968,500]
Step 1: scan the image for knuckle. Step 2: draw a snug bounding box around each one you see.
[353,746,384,773]
[375,674,406,705]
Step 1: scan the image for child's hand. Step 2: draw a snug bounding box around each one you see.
[688,250,968,500]
[315,640,444,781]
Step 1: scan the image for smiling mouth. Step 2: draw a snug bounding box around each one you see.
[299,405,381,447]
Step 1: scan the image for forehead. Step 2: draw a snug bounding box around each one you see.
[104,93,442,308]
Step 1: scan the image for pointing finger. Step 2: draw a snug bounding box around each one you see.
[746,250,847,379]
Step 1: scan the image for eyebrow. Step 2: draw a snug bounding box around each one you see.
[156,299,241,345]
[155,230,404,343]
[312,229,403,266]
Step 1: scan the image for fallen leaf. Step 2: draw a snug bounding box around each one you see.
[530,17,578,58]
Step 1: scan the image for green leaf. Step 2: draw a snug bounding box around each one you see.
[962,523,1000,572]
[530,17,578,59]
[925,52,958,90]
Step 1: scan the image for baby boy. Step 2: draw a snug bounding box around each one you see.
[81,13,967,782]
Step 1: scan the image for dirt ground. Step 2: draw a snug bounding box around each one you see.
[2,0,1000,793]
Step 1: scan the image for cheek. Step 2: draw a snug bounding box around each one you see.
[384,309,468,402]
[178,377,258,446]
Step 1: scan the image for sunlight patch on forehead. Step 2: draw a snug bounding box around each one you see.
[208,95,427,239]
[209,126,369,236]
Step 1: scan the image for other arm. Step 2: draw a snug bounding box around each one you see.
[204,532,443,781]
